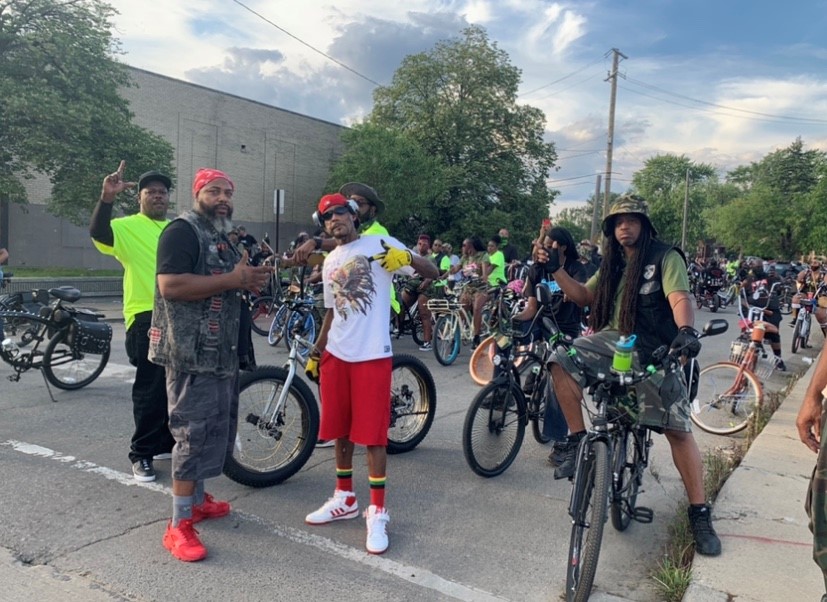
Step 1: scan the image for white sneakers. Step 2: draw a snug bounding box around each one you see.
[364,505,390,554]
[305,490,359,524]
[306,492,390,554]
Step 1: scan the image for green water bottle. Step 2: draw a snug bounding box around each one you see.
[612,334,637,373]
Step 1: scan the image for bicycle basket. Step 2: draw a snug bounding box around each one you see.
[69,318,112,355]
[426,298,459,314]
[728,339,780,379]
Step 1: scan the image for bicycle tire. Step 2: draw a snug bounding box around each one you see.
[223,365,319,487]
[610,428,641,531]
[468,335,496,386]
[412,311,425,347]
[691,362,763,435]
[283,307,318,358]
[387,354,437,454]
[566,438,610,602]
[433,313,461,366]
[250,296,276,336]
[710,293,719,313]
[267,304,289,347]
[792,319,802,353]
[462,380,525,477]
[528,365,553,444]
[42,327,110,390]
[779,292,793,315]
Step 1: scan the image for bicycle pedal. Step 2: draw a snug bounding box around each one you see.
[633,506,654,523]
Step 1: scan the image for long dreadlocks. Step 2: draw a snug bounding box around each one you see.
[588,223,656,336]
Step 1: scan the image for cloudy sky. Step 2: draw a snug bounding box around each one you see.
[107,0,827,213]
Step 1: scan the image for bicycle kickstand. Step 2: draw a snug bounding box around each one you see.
[39,370,57,403]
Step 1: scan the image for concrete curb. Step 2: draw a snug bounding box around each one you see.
[685,367,825,601]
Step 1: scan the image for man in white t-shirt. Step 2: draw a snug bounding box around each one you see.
[303,193,437,555]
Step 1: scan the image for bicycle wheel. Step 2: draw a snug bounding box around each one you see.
[566,439,610,602]
[792,318,803,353]
[283,307,318,358]
[42,328,110,390]
[267,304,289,347]
[610,428,642,531]
[462,381,525,477]
[433,314,461,366]
[528,366,553,444]
[691,362,763,435]
[468,335,496,386]
[779,292,792,315]
[411,310,425,347]
[250,296,276,336]
[710,293,719,312]
[223,366,319,487]
[387,354,437,454]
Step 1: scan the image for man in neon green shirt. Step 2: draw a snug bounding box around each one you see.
[90,161,175,482]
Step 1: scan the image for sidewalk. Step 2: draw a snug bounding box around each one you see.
[685,367,825,601]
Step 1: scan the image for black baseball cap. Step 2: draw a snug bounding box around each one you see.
[138,171,172,191]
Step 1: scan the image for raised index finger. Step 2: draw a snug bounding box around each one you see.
[116,160,126,178]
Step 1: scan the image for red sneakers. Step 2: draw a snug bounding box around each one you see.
[192,493,231,524]
[163,519,207,562]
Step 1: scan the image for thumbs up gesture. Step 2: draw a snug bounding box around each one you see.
[372,239,412,272]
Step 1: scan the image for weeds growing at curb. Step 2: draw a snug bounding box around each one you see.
[652,373,801,601]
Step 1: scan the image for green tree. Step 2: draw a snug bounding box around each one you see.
[325,123,451,244]
[0,0,174,224]
[708,139,827,258]
[366,25,558,252]
[630,154,718,248]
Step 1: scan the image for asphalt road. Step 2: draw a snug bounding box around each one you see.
[0,304,815,602]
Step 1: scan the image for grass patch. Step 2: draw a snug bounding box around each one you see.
[6,267,122,277]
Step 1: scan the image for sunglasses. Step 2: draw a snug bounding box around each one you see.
[320,206,352,222]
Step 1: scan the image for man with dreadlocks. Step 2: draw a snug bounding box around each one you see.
[537,195,721,557]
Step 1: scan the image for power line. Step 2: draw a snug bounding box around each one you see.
[230,0,383,87]
[519,54,608,97]
[623,76,827,125]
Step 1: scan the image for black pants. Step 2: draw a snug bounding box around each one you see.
[126,312,175,463]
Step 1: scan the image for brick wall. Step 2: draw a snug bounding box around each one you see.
[6,67,346,269]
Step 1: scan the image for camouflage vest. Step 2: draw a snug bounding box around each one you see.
[148,210,242,377]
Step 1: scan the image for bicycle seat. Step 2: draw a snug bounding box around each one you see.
[48,286,81,303]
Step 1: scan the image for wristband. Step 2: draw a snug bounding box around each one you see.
[313,236,323,250]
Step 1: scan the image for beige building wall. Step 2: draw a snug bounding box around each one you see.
[7,67,346,270]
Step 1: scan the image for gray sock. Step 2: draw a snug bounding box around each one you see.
[172,495,193,527]
[195,480,205,506]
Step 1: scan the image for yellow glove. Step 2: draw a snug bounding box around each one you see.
[372,239,412,272]
[305,355,320,384]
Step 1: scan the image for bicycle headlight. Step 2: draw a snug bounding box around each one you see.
[492,354,504,367]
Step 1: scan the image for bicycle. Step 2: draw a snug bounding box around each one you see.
[690,299,779,435]
[790,283,824,353]
[224,334,438,488]
[430,284,515,366]
[249,270,287,336]
[0,286,112,397]
[564,319,728,602]
[462,284,569,477]
[391,275,425,346]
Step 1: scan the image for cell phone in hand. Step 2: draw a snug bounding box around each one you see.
[542,218,551,229]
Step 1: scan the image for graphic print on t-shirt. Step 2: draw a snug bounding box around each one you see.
[330,255,377,319]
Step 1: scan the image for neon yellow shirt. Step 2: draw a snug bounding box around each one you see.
[486,250,506,286]
[92,213,169,329]
[360,219,400,313]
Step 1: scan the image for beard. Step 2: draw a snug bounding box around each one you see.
[195,199,234,233]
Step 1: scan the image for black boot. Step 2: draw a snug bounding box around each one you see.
[688,504,721,556]
[553,431,585,480]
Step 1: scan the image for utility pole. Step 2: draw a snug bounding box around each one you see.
[603,48,627,218]
[590,174,602,240]
[681,168,689,250]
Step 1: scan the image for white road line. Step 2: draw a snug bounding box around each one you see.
[2,439,509,602]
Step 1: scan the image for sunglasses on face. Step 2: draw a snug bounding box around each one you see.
[321,206,352,222]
